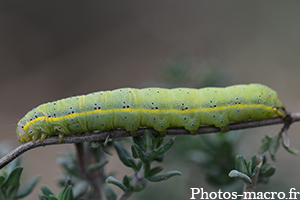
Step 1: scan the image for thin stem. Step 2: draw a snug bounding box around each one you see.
[87,147,105,200]
[0,113,299,169]
[75,143,104,200]
[75,143,85,175]
[242,155,263,200]
[117,163,145,200]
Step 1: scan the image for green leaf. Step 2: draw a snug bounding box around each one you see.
[260,163,271,172]
[131,145,139,159]
[148,137,175,160]
[258,139,270,154]
[261,136,268,143]
[40,194,51,200]
[122,175,130,188]
[1,166,23,188]
[62,185,73,200]
[270,154,276,162]
[106,176,127,192]
[73,181,88,199]
[250,155,257,171]
[90,141,102,149]
[127,157,138,171]
[102,145,113,156]
[281,133,299,155]
[262,166,276,177]
[269,137,280,155]
[144,163,150,178]
[143,130,154,150]
[247,160,252,175]
[49,195,58,200]
[147,167,164,177]
[228,170,252,185]
[6,157,20,174]
[0,188,6,200]
[0,176,5,185]
[147,171,181,182]
[133,180,147,192]
[86,160,108,172]
[40,185,54,196]
[283,145,299,155]
[250,166,259,179]
[103,185,117,200]
[131,144,148,163]
[235,155,248,175]
[127,158,138,171]
[153,155,164,162]
[154,137,164,149]
[137,160,142,170]
[281,131,290,148]
[17,175,41,198]
[156,137,175,155]
[133,136,145,151]
[1,166,23,198]
[114,142,134,168]
[57,188,65,199]
[258,176,271,184]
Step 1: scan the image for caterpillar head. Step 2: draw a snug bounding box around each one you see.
[271,93,286,117]
[16,125,31,143]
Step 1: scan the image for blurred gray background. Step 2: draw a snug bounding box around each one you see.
[0,1,299,199]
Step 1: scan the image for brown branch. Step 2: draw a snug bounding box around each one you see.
[0,113,299,169]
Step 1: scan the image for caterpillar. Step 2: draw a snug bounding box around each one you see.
[17,84,286,143]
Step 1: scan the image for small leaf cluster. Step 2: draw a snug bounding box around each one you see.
[0,166,40,200]
[55,144,108,199]
[0,150,41,200]
[40,185,73,200]
[56,150,108,182]
[256,156,276,184]
[229,155,275,185]
[0,142,40,200]
[56,153,89,194]
[39,180,90,200]
[56,153,85,182]
[259,132,299,161]
[106,130,181,199]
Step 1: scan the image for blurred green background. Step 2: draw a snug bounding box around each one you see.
[0,1,299,199]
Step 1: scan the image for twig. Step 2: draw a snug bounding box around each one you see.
[0,113,299,169]
[75,143,85,175]
[242,155,263,200]
[117,163,145,200]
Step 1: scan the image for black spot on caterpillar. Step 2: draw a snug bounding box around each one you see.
[17,84,286,143]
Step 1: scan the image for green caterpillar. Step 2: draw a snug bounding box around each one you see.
[17,84,286,143]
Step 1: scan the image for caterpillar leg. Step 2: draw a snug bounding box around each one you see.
[130,131,137,137]
[184,123,200,136]
[40,133,47,142]
[159,131,166,136]
[190,130,197,135]
[31,134,39,142]
[220,126,228,133]
[58,132,64,143]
